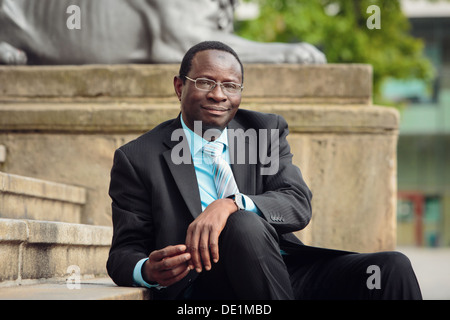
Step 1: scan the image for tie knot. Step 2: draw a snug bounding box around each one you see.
[203,141,224,159]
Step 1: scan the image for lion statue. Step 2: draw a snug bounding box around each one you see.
[0,0,326,65]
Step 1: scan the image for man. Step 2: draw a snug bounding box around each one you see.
[107,41,422,300]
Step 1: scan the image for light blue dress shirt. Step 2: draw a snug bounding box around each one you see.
[133,116,261,288]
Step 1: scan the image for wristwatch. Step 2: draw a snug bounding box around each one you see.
[229,193,245,211]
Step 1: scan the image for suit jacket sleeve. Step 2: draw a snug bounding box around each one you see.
[107,148,154,287]
[247,114,312,235]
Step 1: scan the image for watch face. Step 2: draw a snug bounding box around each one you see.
[236,194,244,209]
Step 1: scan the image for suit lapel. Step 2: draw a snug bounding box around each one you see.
[162,116,202,219]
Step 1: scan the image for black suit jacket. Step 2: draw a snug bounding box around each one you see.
[107,109,313,299]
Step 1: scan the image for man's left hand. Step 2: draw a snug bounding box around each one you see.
[185,198,238,273]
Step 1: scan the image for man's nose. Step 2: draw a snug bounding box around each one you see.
[207,84,227,101]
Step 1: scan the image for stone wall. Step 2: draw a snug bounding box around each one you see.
[0,218,112,283]
[0,64,398,253]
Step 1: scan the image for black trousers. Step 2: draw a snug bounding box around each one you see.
[186,211,422,300]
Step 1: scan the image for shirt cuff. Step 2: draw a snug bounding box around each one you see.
[133,258,166,290]
[242,194,262,216]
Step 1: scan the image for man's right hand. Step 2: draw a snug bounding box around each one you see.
[143,244,192,287]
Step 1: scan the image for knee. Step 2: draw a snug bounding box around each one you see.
[224,211,264,238]
[383,251,412,268]
[221,210,279,251]
[370,251,421,299]
[371,251,414,276]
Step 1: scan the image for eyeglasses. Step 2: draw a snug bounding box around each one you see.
[184,76,243,95]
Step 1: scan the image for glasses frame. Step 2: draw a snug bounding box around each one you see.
[184,76,243,95]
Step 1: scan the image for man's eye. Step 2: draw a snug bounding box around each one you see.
[223,83,239,90]
[197,80,213,86]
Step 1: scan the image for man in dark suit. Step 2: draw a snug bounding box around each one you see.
[107,41,422,300]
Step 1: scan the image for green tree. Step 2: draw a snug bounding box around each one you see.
[235,0,434,106]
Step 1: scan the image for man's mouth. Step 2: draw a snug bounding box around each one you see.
[202,106,230,114]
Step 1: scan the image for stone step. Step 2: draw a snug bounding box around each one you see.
[0,171,85,223]
[0,218,112,285]
[0,277,150,300]
[0,102,398,134]
[0,64,372,105]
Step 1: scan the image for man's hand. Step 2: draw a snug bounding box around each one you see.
[143,244,191,287]
[185,198,238,273]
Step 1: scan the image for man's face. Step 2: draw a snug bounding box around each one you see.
[174,50,242,134]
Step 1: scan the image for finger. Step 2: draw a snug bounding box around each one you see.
[199,229,212,271]
[147,252,191,285]
[184,228,194,271]
[159,262,190,281]
[159,264,191,287]
[186,227,202,273]
[149,244,187,263]
[158,252,191,271]
[209,229,220,264]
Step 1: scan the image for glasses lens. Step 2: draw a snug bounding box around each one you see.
[191,78,242,94]
[222,82,241,94]
[195,79,215,91]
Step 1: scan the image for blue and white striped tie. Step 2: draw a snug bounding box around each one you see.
[203,141,239,199]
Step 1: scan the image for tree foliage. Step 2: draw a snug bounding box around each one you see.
[235,0,434,105]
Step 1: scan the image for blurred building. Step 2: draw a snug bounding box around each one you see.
[384,0,450,247]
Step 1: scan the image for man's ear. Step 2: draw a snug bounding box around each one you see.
[174,76,183,101]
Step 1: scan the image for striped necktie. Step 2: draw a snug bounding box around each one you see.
[203,141,239,199]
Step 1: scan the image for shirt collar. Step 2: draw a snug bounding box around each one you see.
[180,114,229,156]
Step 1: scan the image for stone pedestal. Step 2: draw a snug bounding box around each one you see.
[0,64,398,253]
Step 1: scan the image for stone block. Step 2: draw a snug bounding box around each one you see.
[0,219,112,284]
[0,172,86,223]
[0,64,179,100]
[289,132,398,252]
[0,219,28,282]
[0,278,151,300]
[0,64,372,104]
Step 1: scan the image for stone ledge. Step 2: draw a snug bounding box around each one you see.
[0,64,372,104]
[0,171,85,204]
[248,104,399,134]
[0,218,112,283]
[0,103,398,134]
[0,171,86,223]
[0,277,151,300]
[0,218,111,247]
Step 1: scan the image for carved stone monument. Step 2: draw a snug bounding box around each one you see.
[0,0,326,65]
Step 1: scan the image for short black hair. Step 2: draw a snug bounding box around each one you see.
[178,41,244,84]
